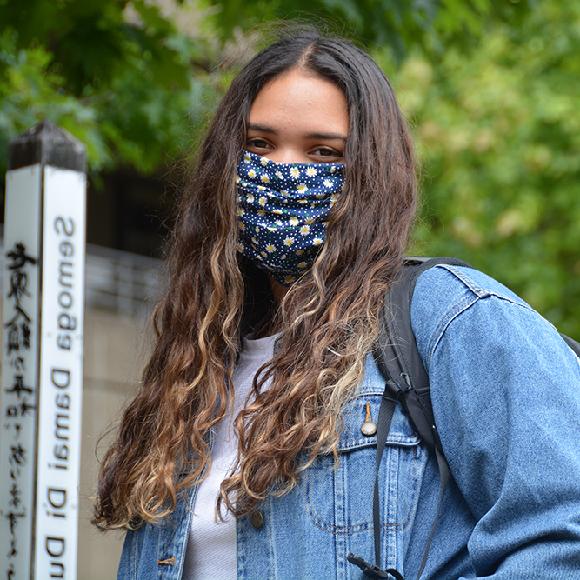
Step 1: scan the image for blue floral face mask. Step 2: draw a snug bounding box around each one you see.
[236,149,345,286]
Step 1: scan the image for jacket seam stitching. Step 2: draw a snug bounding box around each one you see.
[426,294,481,367]
[436,264,486,296]
[428,293,538,367]
[435,263,536,309]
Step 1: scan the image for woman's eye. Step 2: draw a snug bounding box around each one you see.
[247,138,271,149]
[311,147,342,158]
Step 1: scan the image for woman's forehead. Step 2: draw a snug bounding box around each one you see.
[249,68,349,137]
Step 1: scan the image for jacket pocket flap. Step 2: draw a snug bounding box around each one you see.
[337,393,420,452]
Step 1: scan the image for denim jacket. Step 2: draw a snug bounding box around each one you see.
[117,265,580,579]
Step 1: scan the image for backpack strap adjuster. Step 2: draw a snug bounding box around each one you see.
[347,553,404,579]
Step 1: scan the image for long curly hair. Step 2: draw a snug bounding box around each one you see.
[93,25,417,530]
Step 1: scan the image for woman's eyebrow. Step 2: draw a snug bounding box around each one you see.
[248,122,276,134]
[306,131,347,142]
[248,123,347,142]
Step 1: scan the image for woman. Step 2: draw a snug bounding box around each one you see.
[94,27,580,579]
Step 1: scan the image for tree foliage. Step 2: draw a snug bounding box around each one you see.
[382,1,580,336]
[0,0,221,175]
[208,0,533,61]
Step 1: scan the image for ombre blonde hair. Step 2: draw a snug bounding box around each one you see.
[93,25,417,530]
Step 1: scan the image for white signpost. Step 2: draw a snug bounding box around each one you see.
[1,122,86,580]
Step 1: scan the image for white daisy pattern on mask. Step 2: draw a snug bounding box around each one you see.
[236,149,345,286]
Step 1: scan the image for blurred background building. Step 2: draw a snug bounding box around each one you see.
[0,0,578,578]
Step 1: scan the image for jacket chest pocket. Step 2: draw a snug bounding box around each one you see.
[303,393,427,537]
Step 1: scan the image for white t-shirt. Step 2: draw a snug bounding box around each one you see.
[182,331,280,579]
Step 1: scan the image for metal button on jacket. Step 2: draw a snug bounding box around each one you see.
[249,510,264,529]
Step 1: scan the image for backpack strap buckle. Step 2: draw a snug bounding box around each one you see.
[347,553,404,579]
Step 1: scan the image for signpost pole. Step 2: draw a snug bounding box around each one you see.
[1,121,86,580]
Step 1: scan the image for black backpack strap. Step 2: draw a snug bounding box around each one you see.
[348,391,400,579]
[561,334,580,357]
[380,257,470,398]
[348,257,471,579]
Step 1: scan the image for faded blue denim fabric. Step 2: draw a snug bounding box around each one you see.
[116,265,580,580]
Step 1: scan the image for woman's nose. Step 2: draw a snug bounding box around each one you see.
[266,148,309,164]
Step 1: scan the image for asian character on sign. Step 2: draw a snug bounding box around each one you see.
[4,242,36,353]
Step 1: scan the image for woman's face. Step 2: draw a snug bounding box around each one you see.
[246,67,349,164]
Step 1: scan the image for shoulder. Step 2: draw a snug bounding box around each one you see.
[409,263,560,370]
[407,265,580,562]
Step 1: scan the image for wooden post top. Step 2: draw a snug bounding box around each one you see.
[8,120,86,172]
